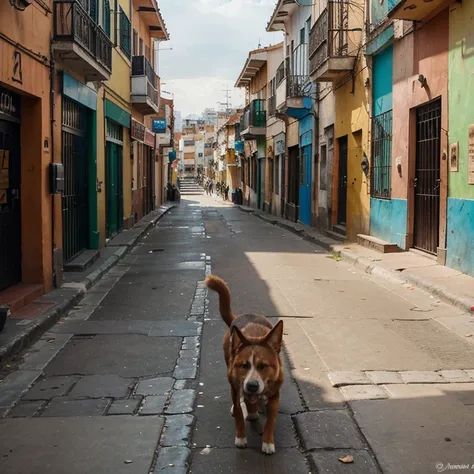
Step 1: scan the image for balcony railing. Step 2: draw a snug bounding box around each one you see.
[240,99,266,132]
[131,55,159,112]
[309,0,357,81]
[53,0,112,73]
[132,55,157,88]
[286,75,311,99]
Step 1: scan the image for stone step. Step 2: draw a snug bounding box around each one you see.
[64,249,101,272]
[332,224,347,237]
[323,229,346,243]
[357,234,402,254]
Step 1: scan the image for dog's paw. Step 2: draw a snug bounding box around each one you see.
[246,412,259,421]
[261,442,275,455]
[235,437,248,448]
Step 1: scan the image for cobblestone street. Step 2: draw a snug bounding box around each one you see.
[1,195,474,474]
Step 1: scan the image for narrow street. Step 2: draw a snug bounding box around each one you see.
[1,194,474,474]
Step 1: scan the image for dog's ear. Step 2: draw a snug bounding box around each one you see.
[264,320,284,352]
[231,326,248,353]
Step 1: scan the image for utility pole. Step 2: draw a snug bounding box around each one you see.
[218,88,232,118]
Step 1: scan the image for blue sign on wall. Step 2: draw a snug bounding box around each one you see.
[152,119,167,133]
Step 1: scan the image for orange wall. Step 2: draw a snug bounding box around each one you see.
[1,2,54,291]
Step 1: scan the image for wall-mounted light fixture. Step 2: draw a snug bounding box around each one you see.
[418,74,427,89]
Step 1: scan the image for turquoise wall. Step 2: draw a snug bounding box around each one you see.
[370,198,407,248]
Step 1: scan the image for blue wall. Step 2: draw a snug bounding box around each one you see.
[372,45,393,116]
[447,198,474,276]
[370,198,408,248]
[370,46,400,245]
[299,113,313,143]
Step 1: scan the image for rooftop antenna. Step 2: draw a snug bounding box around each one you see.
[218,88,232,118]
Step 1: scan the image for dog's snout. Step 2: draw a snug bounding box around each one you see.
[246,381,259,393]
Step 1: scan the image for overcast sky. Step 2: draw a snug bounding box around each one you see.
[157,0,282,118]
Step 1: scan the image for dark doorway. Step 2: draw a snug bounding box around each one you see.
[414,98,441,255]
[337,135,348,225]
[287,145,299,222]
[0,115,22,291]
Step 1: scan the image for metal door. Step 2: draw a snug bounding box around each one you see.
[62,97,88,263]
[106,142,124,237]
[0,118,22,291]
[299,145,312,225]
[414,99,441,255]
[280,153,285,217]
[337,136,348,225]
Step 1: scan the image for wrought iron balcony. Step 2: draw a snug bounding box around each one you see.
[309,0,360,82]
[240,99,266,138]
[131,55,159,115]
[53,0,112,81]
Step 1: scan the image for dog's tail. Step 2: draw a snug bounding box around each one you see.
[205,275,234,327]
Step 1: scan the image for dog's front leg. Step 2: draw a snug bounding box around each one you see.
[262,393,279,454]
[231,385,247,448]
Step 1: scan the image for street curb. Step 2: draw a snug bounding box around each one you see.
[242,205,474,315]
[0,204,175,365]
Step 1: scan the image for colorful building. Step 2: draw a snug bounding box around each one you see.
[447,1,474,275]
[131,0,169,222]
[267,0,315,226]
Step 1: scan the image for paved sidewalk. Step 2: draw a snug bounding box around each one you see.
[240,204,474,316]
[0,204,174,365]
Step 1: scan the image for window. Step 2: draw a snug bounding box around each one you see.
[370,110,393,199]
[119,7,131,59]
[300,27,305,45]
[103,0,111,37]
[139,38,144,56]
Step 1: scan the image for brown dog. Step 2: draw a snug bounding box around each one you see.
[205,274,284,455]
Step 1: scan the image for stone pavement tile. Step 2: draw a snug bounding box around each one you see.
[340,385,389,401]
[139,395,167,415]
[179,348,200,358]
[188,447,309,474]
[328,371,372,387]
[350,390,474,474]
[439,370,473,383]
[43,334,181,378]
[310,449,381,474]
[282,319,345,410]
[8,400,45,418]
[0,416,165,474]
[366,371,404,385]
[135,377,174,396]
[50,320,154,335]
[299,317,440,371]
[0,369,41,414]
[23,375,79,400]
[161,414,194,447]
[154,447,191,473]
[41,398,109,417]
[465,369,474,379]
[294,410,367,451]
[400,371,446,384]
[107,398,142,415]
[166,389,196,414]
[69,374,132,398]
[149,321,202,337]
[382,384,445,399]
[436,383,474,406]
[79,291,108,307]
[19,334,72,371]
[173,357,198,379]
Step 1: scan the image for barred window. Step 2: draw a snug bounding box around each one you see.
[119,7,131,59]
[103,0,111,37]
[370,110,392,199]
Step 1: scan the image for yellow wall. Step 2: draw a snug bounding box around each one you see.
[333,56,370,241]
[103,0,132,232]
